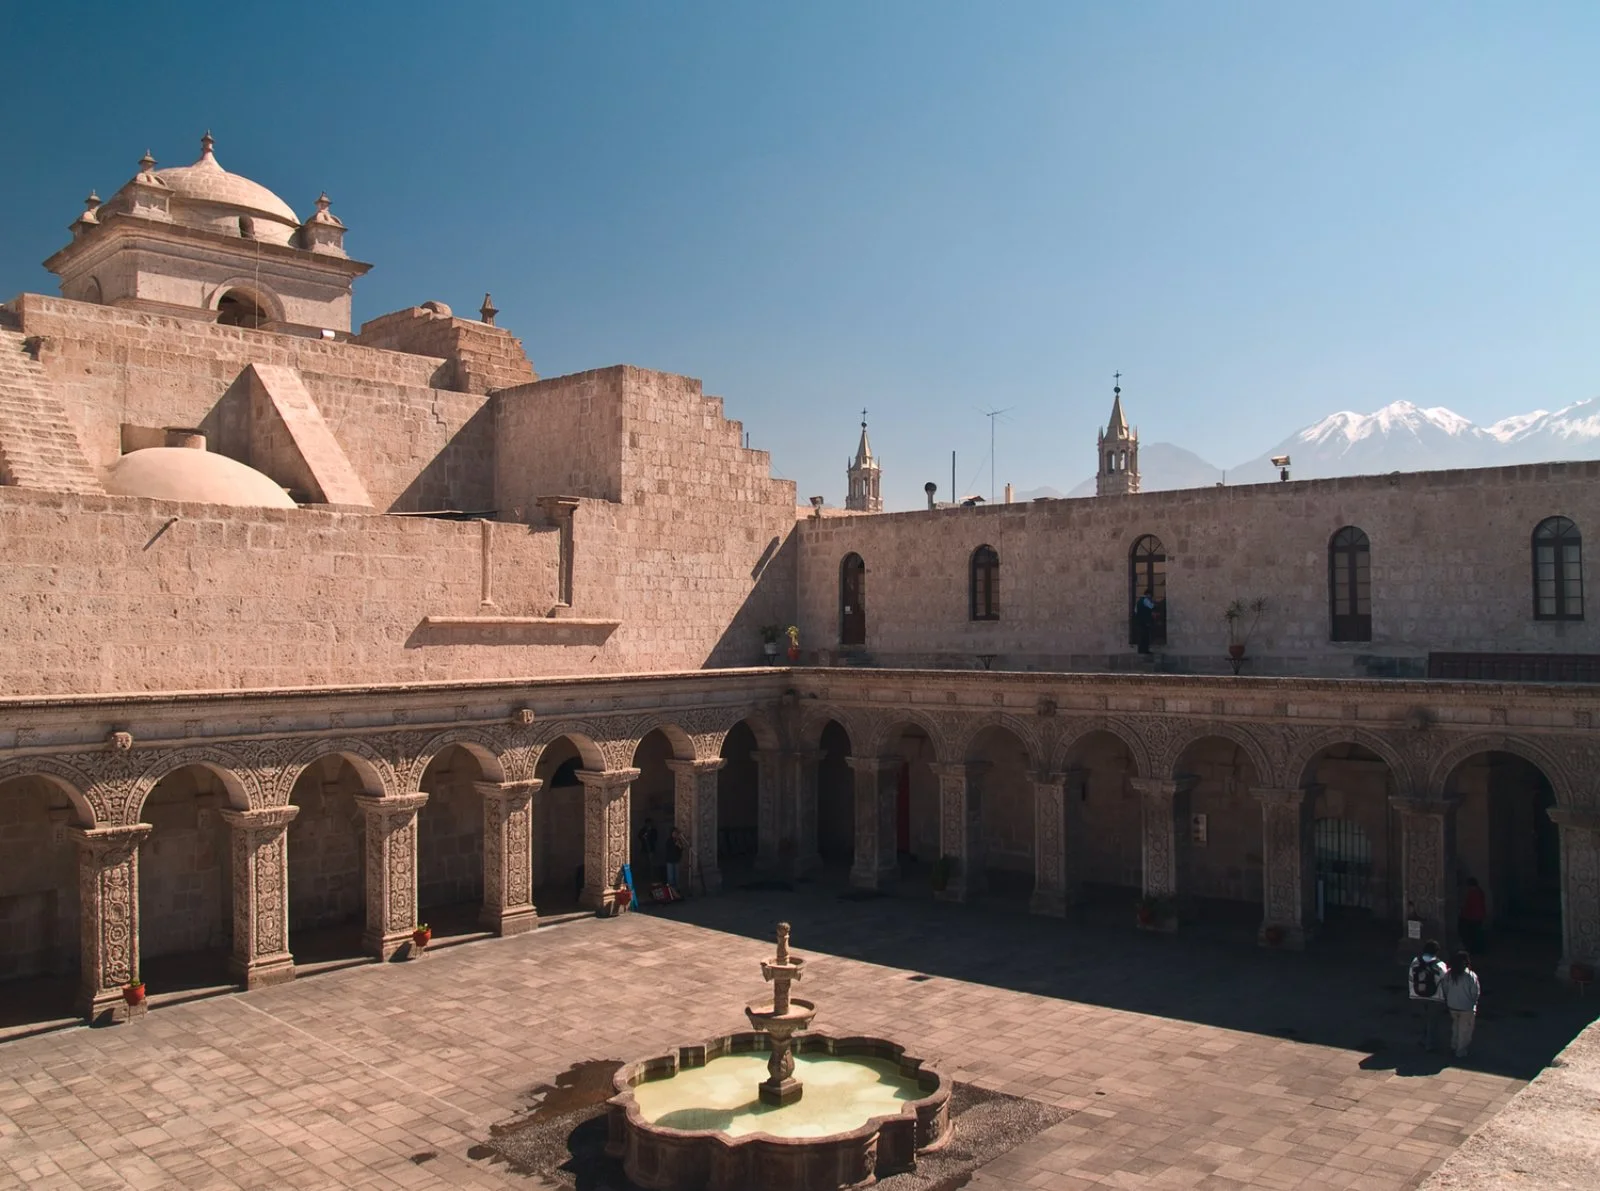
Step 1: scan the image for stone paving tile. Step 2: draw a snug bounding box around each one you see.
[0,886,1595,1190]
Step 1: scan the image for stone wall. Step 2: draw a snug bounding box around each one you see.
[796,463,1600,677]
[353,306,537,395]
[286,759,365,933]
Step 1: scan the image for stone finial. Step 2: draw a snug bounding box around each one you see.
[200,130,215,158]
[138,150,156,173]
[480,292,498,326]
[84,191,101,212]
[315,191,331,214]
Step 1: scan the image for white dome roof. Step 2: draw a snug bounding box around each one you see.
[155,134,299,226]
[104,448,297,509]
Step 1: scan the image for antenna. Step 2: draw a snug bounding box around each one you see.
[978,406,1013,504]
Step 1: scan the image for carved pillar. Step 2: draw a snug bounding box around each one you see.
[845,756,897,890]
[667,758,725,894]
[1252,786,1316,949]
[578,768,639,910]
[1546,808,1600,979]
[477,779,540,935]
[71,824,152,1026]
[1131,777,1192,929]
[219,806,299,988]
[1392,796,1458,948]
[752,749,785,871]
[789,748,824,876]
[930,762,986,902]
[1030,771,1069,917]
[354,792,428,960]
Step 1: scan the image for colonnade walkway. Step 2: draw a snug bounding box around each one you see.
[1,885,1595,1190]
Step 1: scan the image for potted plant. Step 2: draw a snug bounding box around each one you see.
[1262,924,1285,947]
[760,625,781,659]
[785,625,801,662]
[122,977,146,1006]
[1134,894,1168,928]
[930,854,956,893]
[1570,961,1594,989]
[412,923,431,950]
[1223,597,1268,659]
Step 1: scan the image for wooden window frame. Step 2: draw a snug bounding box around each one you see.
[1329,526,1372,642]
[1533,516,1583,622]
[970,545,1000,621]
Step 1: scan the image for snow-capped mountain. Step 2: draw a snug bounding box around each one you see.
[1052,398,1600,495]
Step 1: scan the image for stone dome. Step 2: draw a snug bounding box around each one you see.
[104,448,297,509]
[155,134,300,244]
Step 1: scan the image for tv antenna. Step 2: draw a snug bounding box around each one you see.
[978,406,1013,503]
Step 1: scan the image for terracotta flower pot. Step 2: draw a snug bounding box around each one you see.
[787,645,801,661]
[1227,643,1245,659]
[1263,926,1284,947]
[411,928,431,949]
[1136,908,1155,927]
[1570,962,1595,985]
[122,982,145,1006]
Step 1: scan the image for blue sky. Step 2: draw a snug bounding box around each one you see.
[3,2,1596,509]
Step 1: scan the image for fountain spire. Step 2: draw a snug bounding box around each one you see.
[745,921,817,1106]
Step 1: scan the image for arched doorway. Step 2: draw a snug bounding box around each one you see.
[816,721,854,868]
[1171,736,1262,926]
[1446,751,1562,962]
[285,755,374,964]
[1304,744,1400,931]
[718,722,760,880]
[877,723,937,883]
[840,554,866,647]
[967,725,1035,902]
[532,738,591,914]
[1128,535,1167,647]
[0,775,84,1025]
[417,746,487,937]
[138,765,238,992]
[1065,730,1142,904]
[630,730,679,892]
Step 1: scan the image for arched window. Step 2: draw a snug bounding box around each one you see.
[216,289,268,329]
[840,553,866,646]
[1128,534,1167,647]
[1329,526,1372,642]
[970,545,999,621]
[1533,517,1583,621]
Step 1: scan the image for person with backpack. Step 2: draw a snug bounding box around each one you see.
[1409,938,1449,1052]
[664,826,686,893]
[1443,950,1482,1059]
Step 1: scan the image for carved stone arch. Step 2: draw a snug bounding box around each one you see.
[130,746,259,822]
[207,277,287,325]
[864,708,956,764]
[797,703,866,753]
[1050,717,1151,779]
[1427,733,1576,807]
[281,737,397,801]
[406,728,512,791]
[624,716,699,762]
[1166,723,1273,785]
[527,724,609,773]
[951,712,1044,769]
[0,756,99,827]
[1282,727,1415,798]
[720,704,781,753]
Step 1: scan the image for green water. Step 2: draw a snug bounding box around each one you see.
[630,1053,921,1139]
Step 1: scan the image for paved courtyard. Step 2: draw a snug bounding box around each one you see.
[0,884,1594,1190]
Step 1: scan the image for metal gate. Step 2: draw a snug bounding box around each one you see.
[1313,818,1373,911]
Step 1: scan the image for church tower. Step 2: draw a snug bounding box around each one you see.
[845,410,882,512]
[1095,375,1140,497]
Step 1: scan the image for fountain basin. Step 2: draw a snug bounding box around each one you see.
[607,1029,951,1191]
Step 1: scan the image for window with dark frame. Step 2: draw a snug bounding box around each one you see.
[1127,534,1168,646]
[970,544,999,621]
[1329,526,1372,642]
[1533,516,1583,621]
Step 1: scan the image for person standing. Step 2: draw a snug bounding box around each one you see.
[1408,938,1448,1052]
[1443,950,1482,1059]
[665,826,686,893]
[1134,588,1157,655]
[1459,877,1488,953]
[637,817,659,885]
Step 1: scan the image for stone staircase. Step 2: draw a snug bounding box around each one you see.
[0,330,101,493]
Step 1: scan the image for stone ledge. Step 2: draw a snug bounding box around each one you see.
[414,615,620,646]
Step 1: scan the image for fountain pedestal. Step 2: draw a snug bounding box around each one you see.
[744,922,817,1105]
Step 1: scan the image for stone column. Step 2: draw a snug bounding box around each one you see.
[1030,771,1070,917]
[1130,777,1192,930]
[219,806,300,988]
[71,824,152,1026]
[578,768,639,910]
[476,779,540,936]
[845,756,897,890]
[788,748,824,876]
[930,762,986,902]
[1546,807,1600,980]
[667,758,725,893]
[752,749,785,871]
[1391,796,1458,948]
[354,792,428,960]
[1252,786,1316,949]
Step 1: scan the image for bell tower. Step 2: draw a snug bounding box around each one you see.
[1096,374,1139,497]
[845,409,882,512]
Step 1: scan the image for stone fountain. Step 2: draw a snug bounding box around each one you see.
[743,921,816,1106]
[607,922,953,1190]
